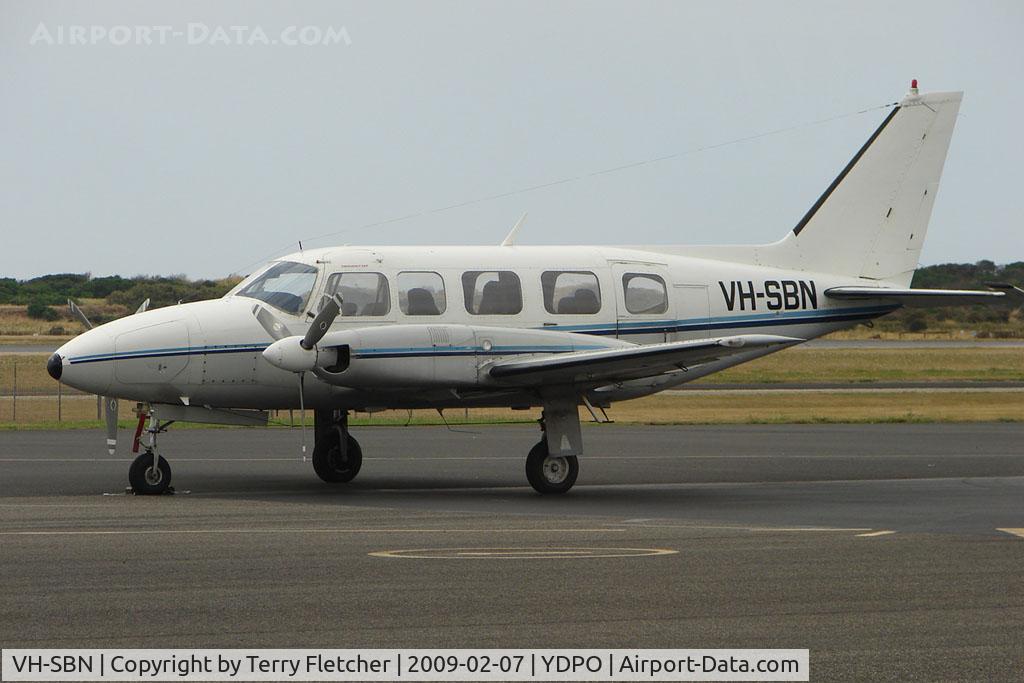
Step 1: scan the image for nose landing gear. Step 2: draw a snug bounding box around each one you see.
[127,409,175,495]
[312,409,363,484]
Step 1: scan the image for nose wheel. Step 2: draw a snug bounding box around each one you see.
[312,409,363,483]
[312,427,363,483]
[128,451,172,495]
[525,440,578,495]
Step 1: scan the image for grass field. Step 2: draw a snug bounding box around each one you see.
[1,346,1021,428]
[700,347,1024,384]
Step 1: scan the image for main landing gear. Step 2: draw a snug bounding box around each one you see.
[128,409,174,495]
[526,398,584,495]
[525,439,579,494]
[312,409,363,483]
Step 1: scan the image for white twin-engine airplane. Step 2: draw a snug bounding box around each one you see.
[47,84,1020,495]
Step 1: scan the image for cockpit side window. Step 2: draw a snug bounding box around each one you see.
[324,272,391,316]
[235,261,318,315]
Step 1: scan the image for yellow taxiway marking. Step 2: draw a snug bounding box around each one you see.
[996,528,1024,539]
[856,530,896,537]
[0,527,627,537]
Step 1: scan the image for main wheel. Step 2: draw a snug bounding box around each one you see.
[312,427,362,483]
[525,440,579,495]
[128,451,172,495]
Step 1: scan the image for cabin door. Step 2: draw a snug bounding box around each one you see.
[610,262,676,343]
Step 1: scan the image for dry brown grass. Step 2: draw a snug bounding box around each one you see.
[0,300,129,337]
[0,396,134,425]
[707,347,1024,384]
[608,391,1024,424]
[0,355,61,394]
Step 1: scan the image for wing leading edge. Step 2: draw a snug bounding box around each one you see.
[487,334,802,386]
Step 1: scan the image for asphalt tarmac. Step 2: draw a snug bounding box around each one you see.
[1,424,1022,681]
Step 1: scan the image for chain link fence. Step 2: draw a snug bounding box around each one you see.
[0,354,115,424]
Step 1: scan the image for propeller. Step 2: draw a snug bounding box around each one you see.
[252,294,344,455]
[302,294,343,350]
[69,299,119,456]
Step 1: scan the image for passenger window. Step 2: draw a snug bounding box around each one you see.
[462,271,522,315]
[398,271,446,316]
[323,272,391,316]
[542,271,601,315]
[623,273,668,314]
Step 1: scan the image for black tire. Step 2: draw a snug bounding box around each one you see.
[312,428,362,483]
[128,452,172,495]
[525,440,578,494]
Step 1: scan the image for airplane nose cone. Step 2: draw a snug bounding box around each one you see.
[47,353,63,381]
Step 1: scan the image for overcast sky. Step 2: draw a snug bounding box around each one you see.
[1,0,1021,280]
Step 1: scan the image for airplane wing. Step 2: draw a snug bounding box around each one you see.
[486,334,801,386]
[824,286,1008,307]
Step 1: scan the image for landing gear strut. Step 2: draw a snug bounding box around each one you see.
[312,409,362,483]
[128,409,174,495]
[526,398,582,494]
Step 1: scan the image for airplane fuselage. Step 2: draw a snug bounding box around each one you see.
[54,244,894,412]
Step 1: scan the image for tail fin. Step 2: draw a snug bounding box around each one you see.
[761,86,962,286]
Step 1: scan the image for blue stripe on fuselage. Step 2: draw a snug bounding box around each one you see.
[64,305,896,364]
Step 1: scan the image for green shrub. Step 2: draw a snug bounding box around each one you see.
[26,301,59,321]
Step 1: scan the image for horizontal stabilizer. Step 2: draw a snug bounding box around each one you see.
[488,334,801,386]
[825,286,1007,308]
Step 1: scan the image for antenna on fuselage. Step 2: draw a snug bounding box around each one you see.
[500,213,528,247]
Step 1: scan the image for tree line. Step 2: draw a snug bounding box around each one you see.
[1,273,240,323]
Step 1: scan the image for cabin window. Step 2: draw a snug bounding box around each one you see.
[236,261,318,315]
[323,272,391,316]
[462,271,522,315]
[623,273,668,314]
[542,271,601,314]
[398,271,446,316]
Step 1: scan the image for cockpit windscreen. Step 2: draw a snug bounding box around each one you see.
[235,261,318,314]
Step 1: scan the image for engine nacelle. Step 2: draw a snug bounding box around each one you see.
[312,324,627,389]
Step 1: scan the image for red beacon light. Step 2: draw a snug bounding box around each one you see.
[910,79,919,95]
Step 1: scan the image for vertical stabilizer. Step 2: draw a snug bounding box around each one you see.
[760,85,962,285]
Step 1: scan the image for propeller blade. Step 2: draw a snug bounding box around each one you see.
[301,294,344,350]
[104,396,118,456]
[252,304,290,341]
[68,299,93,330]
[135,298,150,315]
